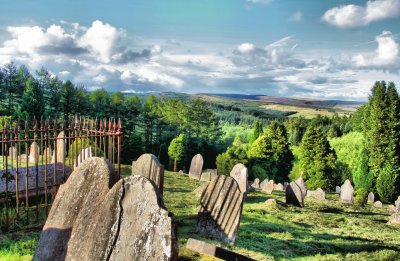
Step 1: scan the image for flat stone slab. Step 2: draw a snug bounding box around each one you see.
[132,153,164,194]
[189,154,203,180]
[197,175,244,244]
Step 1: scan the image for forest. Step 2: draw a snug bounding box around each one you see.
[0,62,399,203]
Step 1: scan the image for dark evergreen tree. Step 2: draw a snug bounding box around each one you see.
[249,120,263,144]
[21,77,44,120]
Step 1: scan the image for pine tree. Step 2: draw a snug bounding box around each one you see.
[168,134,186,172]
[21,77,44,120]
[249,120,263,144]
[353,145,372,191]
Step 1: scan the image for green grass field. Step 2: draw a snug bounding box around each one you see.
[1,167,400,260]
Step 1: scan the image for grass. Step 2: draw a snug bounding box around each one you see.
[260,104,354,119]
[1,166,400,260]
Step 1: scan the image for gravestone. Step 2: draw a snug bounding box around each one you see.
[197,175,244,244]
[76,147,93,167]
[43,147,52,161]
[262,180,274,194]
[189,154,203,180]
[340,179,354,204]
[201,169,218,182]
[19,154,27,163]
[388,210,400,225]
[251,178,260,189]
[295,177,307,196]
[229,163,248,195]
[335,186,341,193]
[132,153,164,194]
[29,142,39,164]
[8,146,17,158]
[374,201,383,208]
[283,182,289,190]
[260,179,268,191]
[306,188,325,200]
[285,182,304,207]
[367,192,375,204]
[388,205,397,213]
[275,183,284,191]
[51,131,65,163]
[34,158,178,261]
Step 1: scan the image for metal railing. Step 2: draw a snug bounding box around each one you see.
[0,116,122,232]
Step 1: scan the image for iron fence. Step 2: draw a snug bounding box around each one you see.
[0,116,122,232]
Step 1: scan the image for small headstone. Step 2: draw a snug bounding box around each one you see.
[261,180,274,194]
[374,201,383,208]
[132,153,164,194]
[285,182,304,207]
[8,146,17,158]
[340,179,354,204]
[201,169,218,182]
[197,175,244,244]
[265,198,278,205]
[275,183,284,191]
[178,170,184,174]
[259,179,268,190]
[189,154,203,180]
[395,196,400,210]
[251,178,260,189]
[29,142,39,164]
[51,131,65,163]
[19,154,27,163]
[388,210,400,225]
[76,146,93,167]
[229,163,248,195]
[335,186,341,193]
[388,205,397,213]
[367,192,375,204]
[306,188,325,201]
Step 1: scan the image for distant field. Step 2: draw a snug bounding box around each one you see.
[260,103,356,118]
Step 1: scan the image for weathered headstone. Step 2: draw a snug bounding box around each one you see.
[34,158,178,260]
[189,154,203,180]
[230,163,248,195]
[275,183,284,191]
[388,210,400,225]
[367,192,375,204]
[19,154,27,163]
[340,179,354,204]
[374,201,383,208]
[335,186,341,193]
[132,153,164,194]
[197,175,244,244]
[29,142,39,164]
[306,188,325,201]
[262,180,274,194]
[295,177,307,196]
[51,131,65,163]
[251,178,260,189]
[201,169,218,182]
[8,146,17,158]
[285,182,304,207]
[388,205,397,213]
[260,179,268,190]
[43,147,52,161]
[193,182,209,198]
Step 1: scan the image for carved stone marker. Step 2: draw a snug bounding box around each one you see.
[229,163,248,195]
[189,154,203,180]
[34,158,177,261]
[251,178,260,189]
[197,175,244,244]
[51,131,65,163]
[374,201,383,208]
[262,180,274,194]
[132,153,164,194]
[43,147,52,161]
[340,179,354,204]
[260,179,268,191]
[367,192,375,204]
[388,210,400,225]
[275,183,284,191]
[295,177,307,196]
[201,169,218,182]
[29,142,39,164]
[306,188,325,201]
[285,182,305,207]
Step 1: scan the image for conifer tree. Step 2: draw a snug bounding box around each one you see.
[249,120,263,144]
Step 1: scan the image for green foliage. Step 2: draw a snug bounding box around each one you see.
[216,135,248,176]
[68,137,101,161]
[20,77,44,120]
[249,120,263,144]
[354,188,368,205]
[376,163,399,203]
[168,134,186,171]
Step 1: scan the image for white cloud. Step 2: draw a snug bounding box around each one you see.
[322,0,400,28]
[246,0,272,5]
[289,11,303,22]
[237,43,255,53]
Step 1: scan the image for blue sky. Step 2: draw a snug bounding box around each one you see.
[0,0,400,100]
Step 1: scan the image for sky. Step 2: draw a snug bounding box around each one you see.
[0,0,400,100]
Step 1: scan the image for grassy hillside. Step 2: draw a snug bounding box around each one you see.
[1,168,399,260]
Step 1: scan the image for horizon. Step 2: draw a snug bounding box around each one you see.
[1,0,400,101]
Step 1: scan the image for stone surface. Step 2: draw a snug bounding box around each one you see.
[374,201,383,208]
[51,131,65,163]
[200,169,218,182]
[186,238,254,261]
[43,147,52,162]
[275,183,284,191]
[29,142,39,164]
[229,163,248,195]
[193,182,209,198]
[76,146,93,167]
[283,182,289,190]
[189,154,203,180]
[388,205,397,213]
[388,210,400,225]
[259,179,268,190]
[34,158,177,261]
[251,178,260,189]
[367,192,375,204]
[340,179,354,204]
[306,188,326,201]
[335,186,341,193]
[295,177,307,196]
[132,153,164,194]
[197,175,244,244]
[261,180,274,194]
[285,182,305,207]
[395,196,400,210]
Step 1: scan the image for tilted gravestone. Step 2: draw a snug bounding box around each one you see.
[251,178,260,189]
[132,153,164,194]
[340,179,354,204]
[262,180,274,194]
[29,142,39,164]
[34,157,178,261]
[197,175,244,244]
[189,154,203,180]
[306,188,325,201]
[285,182,305,207]
[51,131,65,164]
[229,163,248,196]
[367,192,375,204]
[201,169,218,182]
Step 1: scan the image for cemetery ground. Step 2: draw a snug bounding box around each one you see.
[1,166,400,261]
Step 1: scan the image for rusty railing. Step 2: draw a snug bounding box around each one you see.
[0,116,122,232]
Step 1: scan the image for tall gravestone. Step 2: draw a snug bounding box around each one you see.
[52,131,65,164]
[132,153,164,194]
[340,179,354,204]
[197,175,244,244]
[295,177,307,196]
[34,158,177,260]
[189,154,203,180]
[29,142,39,164]
[229,163,248,196]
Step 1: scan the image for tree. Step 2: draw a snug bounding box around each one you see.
[60,80,76,119]
[216,135,248,176]
[249,120,263,144]
[20,77,44,120]
[168,134,186,172]
[353,145,372,191]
